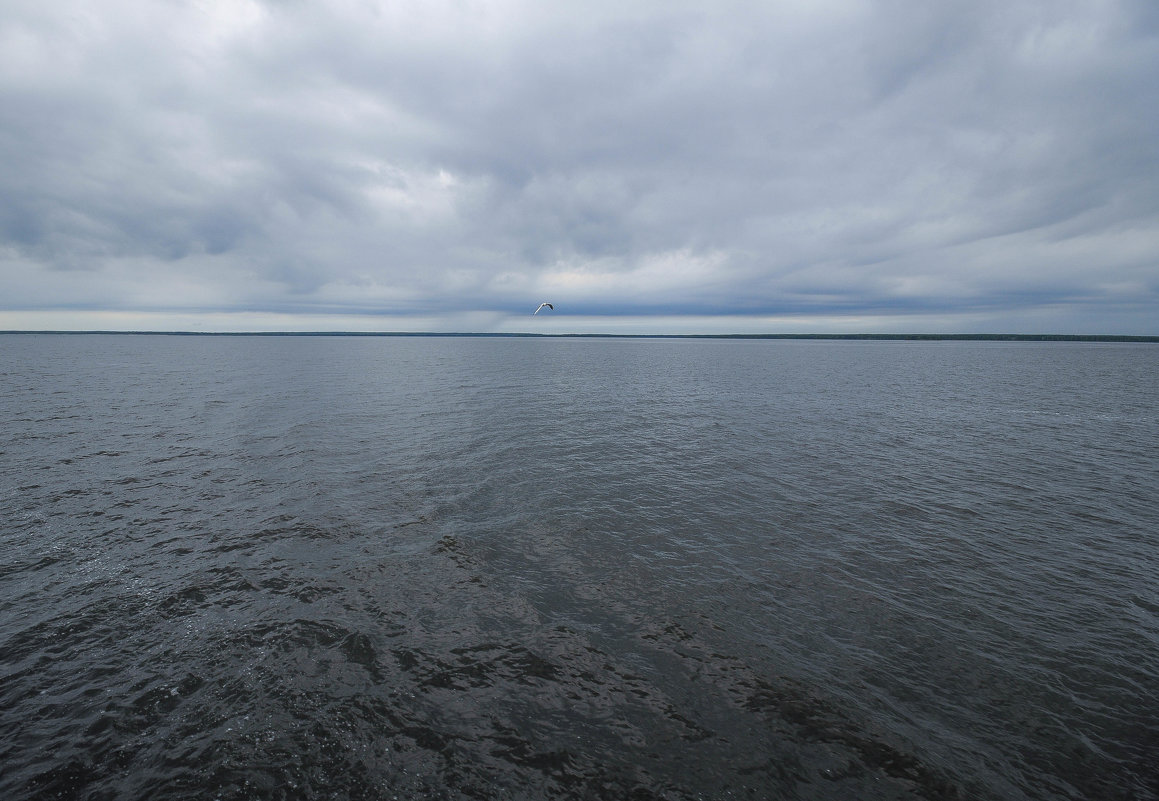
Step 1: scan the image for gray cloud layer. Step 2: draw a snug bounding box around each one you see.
[2,0,1157,331]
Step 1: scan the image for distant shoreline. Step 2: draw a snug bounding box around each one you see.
[2,331,1157,342]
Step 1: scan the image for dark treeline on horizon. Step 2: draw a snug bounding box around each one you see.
[2,331,1157,342]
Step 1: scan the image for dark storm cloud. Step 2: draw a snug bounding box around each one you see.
[1,0,1156,331]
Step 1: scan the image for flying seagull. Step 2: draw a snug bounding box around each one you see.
[533,302,554,315]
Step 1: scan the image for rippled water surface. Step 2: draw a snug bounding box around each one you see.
[2,334,1157,800]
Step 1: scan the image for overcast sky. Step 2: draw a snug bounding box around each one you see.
[1,0,1157,333]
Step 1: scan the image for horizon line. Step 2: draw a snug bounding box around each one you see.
[2,331,1157,342]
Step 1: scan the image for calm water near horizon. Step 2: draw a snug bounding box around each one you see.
[2,334,1157,800]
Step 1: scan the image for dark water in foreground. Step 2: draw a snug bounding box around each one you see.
[1,335,1157,800]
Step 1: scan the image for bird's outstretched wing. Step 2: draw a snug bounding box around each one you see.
[533,302,554,314]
